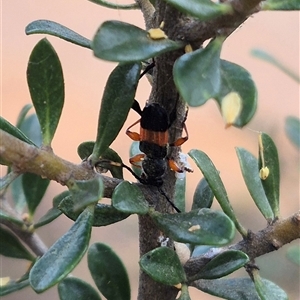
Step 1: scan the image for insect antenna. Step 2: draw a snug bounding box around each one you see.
[157,187,181,213]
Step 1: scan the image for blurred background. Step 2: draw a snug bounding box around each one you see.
[1,1,299,299]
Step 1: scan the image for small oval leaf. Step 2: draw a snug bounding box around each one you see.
[262,0,300,11]
[216,60,257,127]
[58,277,102,300]
[0,117,35,146]
[27,38,64,146]
[177,284,191,300]
[19,114,43,147]
[196,277,261,300]
[0,278,30,297]
[236,147,274,221]
[151,208,235,245]
[258,133,280,218]
[34,191,66,229]
[174,37,224,107]
[92,21,183,62]
[286,245,300,265]
[188,149,247,236]
[285,116,300,148]
[88,243,130,300]
[112,181,149,214]
[0,226,35,261]
[59,195,130,226]
[174,176,186,213]
[26,20,91,49]
[192,250,249,280]
[68,177,104,212]
[22,173,50,217]
[16,104,33,128]
[252,270,288,300]
[192,178,214,210]
[0,209,25,229]
[89,0,138,10]
[10,175,27,214]
[29,206,94,292]
[164,0,232,21]
[78,142,123,179]
[139,247,186,285]
[90,63,141,163]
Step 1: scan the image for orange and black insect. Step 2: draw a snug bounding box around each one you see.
[126,100,189,187]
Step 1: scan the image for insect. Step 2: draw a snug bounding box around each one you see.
[123,99,192,212]
[127,100,190,186]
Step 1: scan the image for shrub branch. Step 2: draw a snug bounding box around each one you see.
[184,212,300,280]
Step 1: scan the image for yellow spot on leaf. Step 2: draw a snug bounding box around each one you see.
[148,28,168,40]
[174,283,182,289]
[0,277,10,287]
[221,92,242,128]
[188,224,200,232]
[259,166,270,180]
[185,44,193,53]
[258,133,269,179]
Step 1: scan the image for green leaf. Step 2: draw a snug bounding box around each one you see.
[286,245,300,265]
[0,117,35,146]
[11,175,27,214]
[151,208,235,245]
[78,142,123,179]
[88,243,130,300]
[0,171,19,192]
[68,177,104,212]
[252,270,288,300]
[216,60,257,127]
[59,196,130,226]
[177,284,191,300]
[196,278,261,300]
[112,181,149,214]
[0,226,35,261]
[191,250,249,280]
[92,21,183,62]
[0,210,24,229]
[0,278,30,297]
[29,206,94,292]
[77,141,96,160]
[192,178,214,210]
[173,37,224,107]
[27,38,64,146]
[164,0,232,20]
[236,148,274,221]
[26,20,91,49]
[262,0,300,11]
[258,133,280,218]
[89,0,138,10]
[251,49,300,82]
[58,277,101,300]
[34,191,66,229]
[139,247,186,285]
[285,116,300,148]
[90,63,141,163]
[16,104,33,128]
[188,149,247,236]
[174,176,186,213]
[22,173,50,217]
[19,114,43,147]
